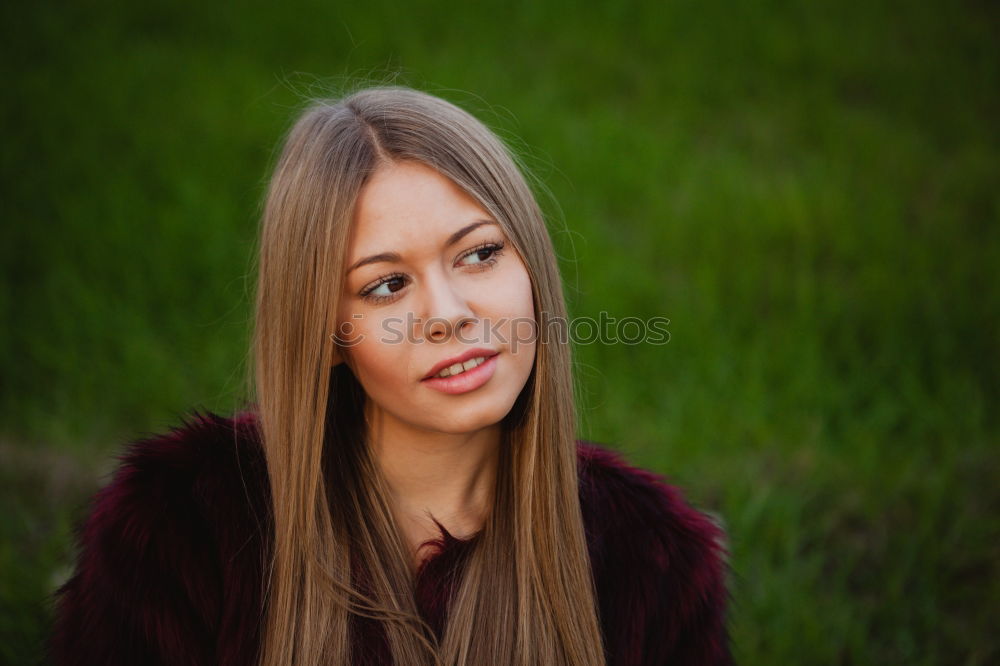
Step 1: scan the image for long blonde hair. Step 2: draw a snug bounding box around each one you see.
[251,85,605,665]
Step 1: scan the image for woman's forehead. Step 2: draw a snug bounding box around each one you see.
[348,162,496,257]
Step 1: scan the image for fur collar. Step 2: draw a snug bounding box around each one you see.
[49,409,732,665]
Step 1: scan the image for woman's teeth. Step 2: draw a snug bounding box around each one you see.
[435,356,487,378]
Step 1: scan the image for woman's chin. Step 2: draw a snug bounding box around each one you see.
[414,402,512,436]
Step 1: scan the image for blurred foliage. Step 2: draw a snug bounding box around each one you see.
[1,0,998,663]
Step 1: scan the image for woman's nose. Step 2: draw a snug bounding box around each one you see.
[422,271,475,341]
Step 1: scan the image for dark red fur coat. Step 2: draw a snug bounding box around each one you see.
[48,410,732,665]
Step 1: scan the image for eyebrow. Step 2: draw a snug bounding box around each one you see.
[346,219,499,274]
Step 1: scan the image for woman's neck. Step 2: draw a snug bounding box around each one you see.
[365,404,500,564]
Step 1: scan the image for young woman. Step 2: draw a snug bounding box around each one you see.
[49,86,731,665]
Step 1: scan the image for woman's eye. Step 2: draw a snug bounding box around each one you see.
[371,278,405,296]
[458,241,505,267]
[361,274,408,303]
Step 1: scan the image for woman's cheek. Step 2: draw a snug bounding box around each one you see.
[348,344,391,399]
[375,315,420,373]
[497,270,536,340]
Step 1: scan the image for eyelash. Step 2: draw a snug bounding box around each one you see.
[358,240,507,305]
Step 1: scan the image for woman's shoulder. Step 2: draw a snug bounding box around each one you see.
[575,439,733,664]
[111,407,266,479]
[48,408,270,665]
[88,408,271,534]
[92,406,272,559]
[575,439,728,551]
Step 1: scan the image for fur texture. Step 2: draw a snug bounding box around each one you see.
[48,410,732,665]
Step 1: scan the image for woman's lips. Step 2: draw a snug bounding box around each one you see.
[421,353,499,395]
[422,348,499,380]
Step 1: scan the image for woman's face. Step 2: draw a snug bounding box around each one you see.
[336,160,537,436]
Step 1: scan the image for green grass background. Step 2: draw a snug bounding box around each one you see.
[2,0,997,663]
